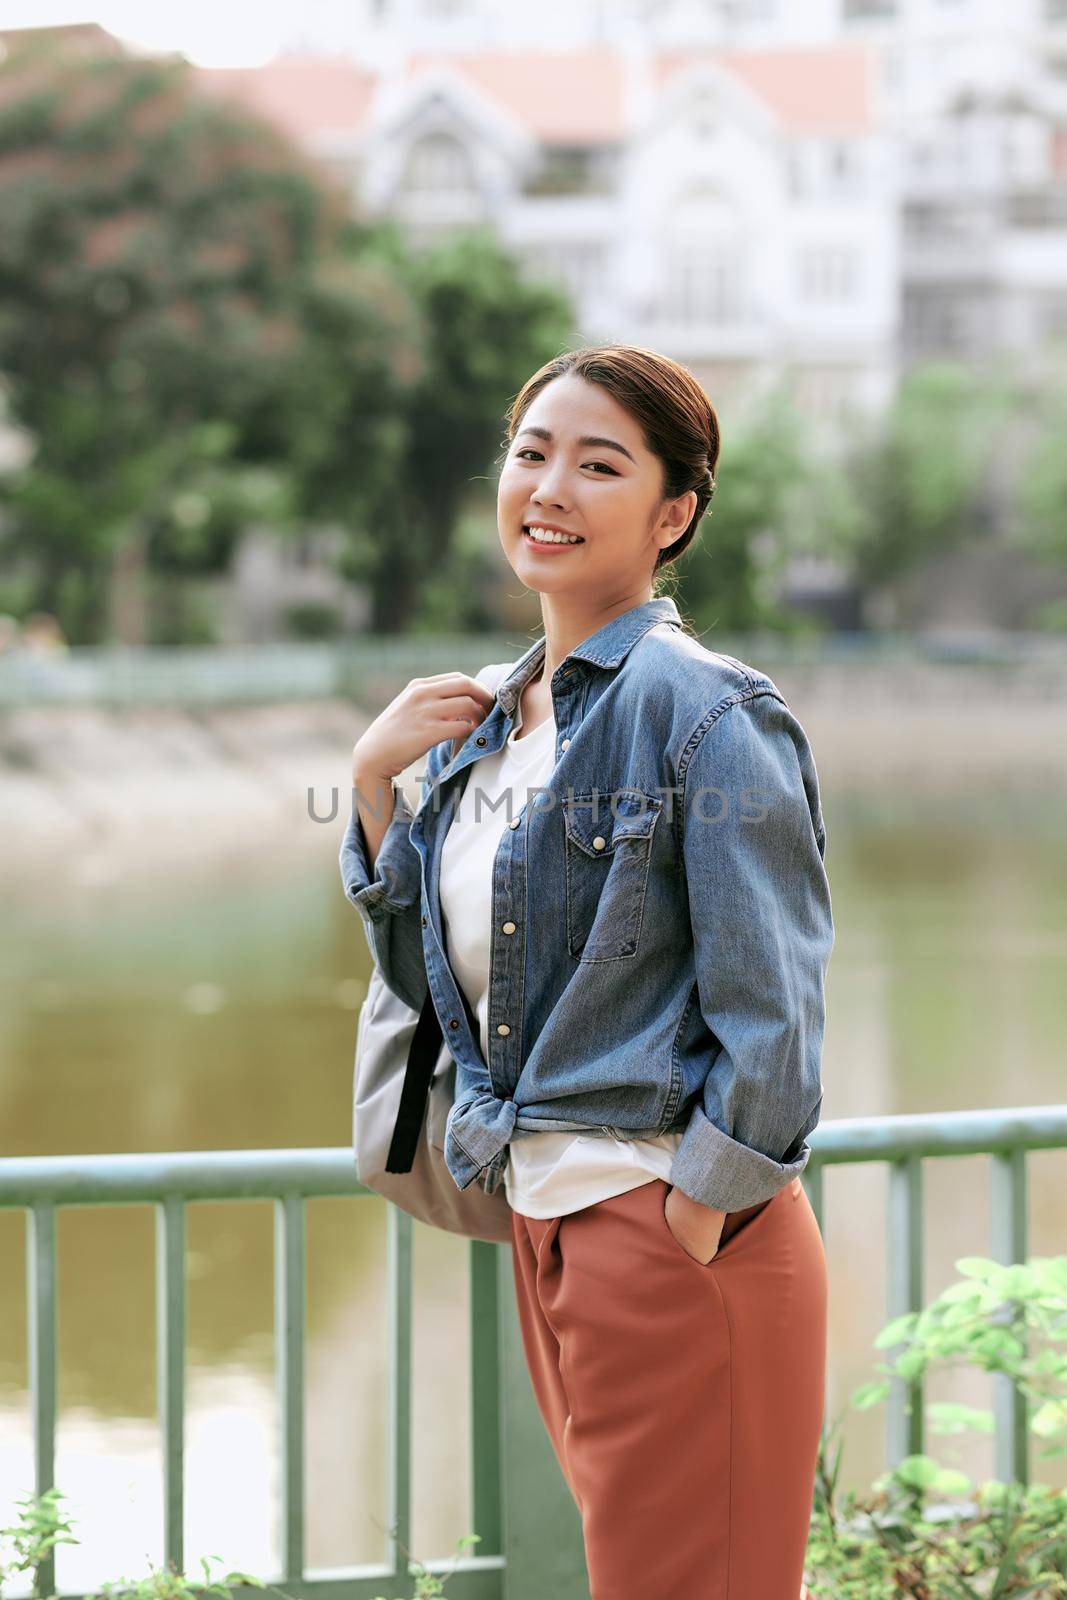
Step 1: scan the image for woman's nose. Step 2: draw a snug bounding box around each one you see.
[532,475,570,508]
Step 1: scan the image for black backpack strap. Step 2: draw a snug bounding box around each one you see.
[385,988,444,1173]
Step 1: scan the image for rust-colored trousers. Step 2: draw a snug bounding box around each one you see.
[509,1174,828,1600]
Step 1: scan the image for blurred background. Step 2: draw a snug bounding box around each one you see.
[0,0,1065,1590]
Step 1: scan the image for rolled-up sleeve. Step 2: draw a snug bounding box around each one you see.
[339,743,445,1013]
[668,689,834,1212]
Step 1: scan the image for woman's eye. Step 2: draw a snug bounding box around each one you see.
[514,448,616,475]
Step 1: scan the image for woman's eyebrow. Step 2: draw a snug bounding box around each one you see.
[515,424,636,464]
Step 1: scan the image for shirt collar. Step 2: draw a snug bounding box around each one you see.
[495,595,683,715]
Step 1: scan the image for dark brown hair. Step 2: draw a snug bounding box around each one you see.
[501,343,720,585]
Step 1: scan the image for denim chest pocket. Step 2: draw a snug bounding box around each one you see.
[562,790,662,961]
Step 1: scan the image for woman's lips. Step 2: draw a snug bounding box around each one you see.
[522,526,585,552]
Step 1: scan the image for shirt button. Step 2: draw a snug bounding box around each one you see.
[560,737,571,749]
[448,1018,460,1030]
[420,915,427,927]
[502,921,516,934]
[509,817,521,829]
[496,1023,511,1036]
[475,735,487,746]
[592,836,606,850]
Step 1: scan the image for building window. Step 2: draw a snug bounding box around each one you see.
[400,132,475,196]
[798,246,861,303]
[904,201,990,241]
[524,146,604,196]
[1008,190,1067,226]
[904,289,976,354]
[842,0,897,17]
[661,246,746,323]
[1041,293,1067,341]
[522,240,607,303]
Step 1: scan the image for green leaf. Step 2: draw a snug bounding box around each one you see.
[954,1257,1002,1281]
[850,1380,892,1410]
[1030,1400,1067,1438]
[891,1454,944,1489]
[873,1312,920,1349]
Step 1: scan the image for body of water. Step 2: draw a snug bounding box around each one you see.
[2,684,1066,1589]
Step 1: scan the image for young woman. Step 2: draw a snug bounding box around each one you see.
[345,344,834,1599]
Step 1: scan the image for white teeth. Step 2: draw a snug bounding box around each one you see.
[525,525,583,544]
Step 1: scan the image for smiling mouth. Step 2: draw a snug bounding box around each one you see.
[522,524,585,547]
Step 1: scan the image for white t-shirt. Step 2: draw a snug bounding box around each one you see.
[436,664,682,1218]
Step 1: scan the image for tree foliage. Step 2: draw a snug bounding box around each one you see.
[338,218,575,633]
[0,32,409,639]
[671,381,818,634]
[840,362,1015,593]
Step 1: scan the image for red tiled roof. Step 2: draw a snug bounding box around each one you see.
[655,46,877,133]
[192,42,877,148]
[407,48,627,143]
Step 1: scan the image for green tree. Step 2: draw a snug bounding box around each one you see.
[338,218,575,633]
[840,361,1014,598]
[672,381,816,633]
[1015,346,1067,580]
[0,30,413,642]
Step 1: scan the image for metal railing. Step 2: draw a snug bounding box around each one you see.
[803,1105,1067,1485]
[0,1149,508,1600]
[1,1104,1064,1600]
[4,632,1067,708]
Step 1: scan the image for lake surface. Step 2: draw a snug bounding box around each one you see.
[2,689,1066,1590]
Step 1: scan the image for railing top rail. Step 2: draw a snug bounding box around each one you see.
[4,631,1067,708]
[1,1106,1065,1207]
[806,1103,1067,1164]
[0,1145,370,1208]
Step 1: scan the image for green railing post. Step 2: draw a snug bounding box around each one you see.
[802,1159,824,1238]
[991,1148,1029,1485]
[469,1241,503,1556]
[386,1204,414,1586]
[27,1203,57,1600]
[887,1154,925,1465]
[274,1193,307,1580]
[155,1195,187,1574]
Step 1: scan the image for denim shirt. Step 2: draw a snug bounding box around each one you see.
[340,595,835,1212]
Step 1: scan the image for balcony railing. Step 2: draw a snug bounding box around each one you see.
[1,1104,1065,1600]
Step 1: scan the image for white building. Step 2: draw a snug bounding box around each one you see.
[190,4,1067,627]
[832,0,1067,369]
[233,0,1067,380]
[198,40,898,451]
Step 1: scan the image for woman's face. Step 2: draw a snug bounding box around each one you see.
[497,372,694,599]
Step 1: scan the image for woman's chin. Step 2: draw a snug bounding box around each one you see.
[514,563,586,595]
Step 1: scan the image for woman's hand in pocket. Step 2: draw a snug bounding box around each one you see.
[663,1184,726,1265]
